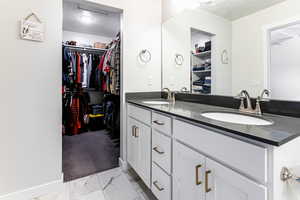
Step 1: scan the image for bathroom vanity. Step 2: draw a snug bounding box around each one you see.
[126,97,300,200]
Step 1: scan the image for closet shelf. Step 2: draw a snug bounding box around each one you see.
[63,44,111,52]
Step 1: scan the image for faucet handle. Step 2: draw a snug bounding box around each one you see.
[234,92,245,100]
[162,88,170,92]
[180,87,188,93]
[258,89,271,102]
[257,96,270,102]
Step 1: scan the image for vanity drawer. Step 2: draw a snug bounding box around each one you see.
[152,112,172,135]
[152,163,171,200]
[127,104,151,125]
[173,119,267,184]
[152,130,171,174]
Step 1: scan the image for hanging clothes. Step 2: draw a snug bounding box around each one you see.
[62,91,89,136]
[100,32,121,95]
[89,55,101,89]
[62,33,121,136]
[63,48,104,90]
[76,53,81,84]
[70,96,81,135]
[82,54,89,88]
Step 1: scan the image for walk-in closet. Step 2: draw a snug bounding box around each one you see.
[62,0,122,182]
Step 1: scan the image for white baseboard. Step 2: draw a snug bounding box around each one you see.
[119,157,128,171]
[0,174,64,200]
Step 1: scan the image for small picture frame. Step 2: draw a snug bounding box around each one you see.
[20,12,45,42]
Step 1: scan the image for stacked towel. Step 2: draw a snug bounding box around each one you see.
[204,77,211,85]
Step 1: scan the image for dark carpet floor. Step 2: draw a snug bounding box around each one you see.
[63,130,120,182]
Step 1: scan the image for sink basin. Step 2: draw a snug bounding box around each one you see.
[142,101,170,105]
[201,112,273,126]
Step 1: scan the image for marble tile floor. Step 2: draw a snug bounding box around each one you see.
[32,167,157,200]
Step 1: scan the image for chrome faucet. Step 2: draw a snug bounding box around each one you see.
[235,89,270,116]
[236,90,253,113]
[162,88,172,100]
[162,88,176,103]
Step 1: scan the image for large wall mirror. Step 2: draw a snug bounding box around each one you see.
[162,0,300,101]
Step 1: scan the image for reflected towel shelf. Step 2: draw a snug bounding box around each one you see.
[192,51,211,58]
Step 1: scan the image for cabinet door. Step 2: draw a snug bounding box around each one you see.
[173,141,206,200]
[136,122,151,188]
[127,117,139,170]
[205,158,267,200]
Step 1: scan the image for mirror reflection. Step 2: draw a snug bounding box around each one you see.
[269,23,300,101]
[162,0,299,101]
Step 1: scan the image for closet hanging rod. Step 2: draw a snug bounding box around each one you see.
[63,44,111,52]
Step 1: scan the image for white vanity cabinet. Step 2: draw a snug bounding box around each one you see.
[127,105,151,187]
[126,103,288,200]
[151,112,172,200]
[173,119,267,200]
[173,141,206,200]
[173,140,266,200]
[127,117,139,171]
[205,158,266,200]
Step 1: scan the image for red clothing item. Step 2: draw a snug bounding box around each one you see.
[70,97,81,135]
[98,53,106,70]
[98,53,106,91]
[76,53,81,83]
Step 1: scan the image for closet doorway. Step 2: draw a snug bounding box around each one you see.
[62,0,122,182]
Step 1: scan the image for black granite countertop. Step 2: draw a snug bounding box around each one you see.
[127,98,300,146]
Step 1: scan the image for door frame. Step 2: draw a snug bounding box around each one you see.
[61,0,124,180]
[262,15,300,97]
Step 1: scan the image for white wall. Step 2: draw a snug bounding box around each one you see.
[162,0,203,22]
[0,0,162,197]
[162,9,232,95]
[87,0,162,175]
[270,37,300,101]
[86,0,162,92]
[232,0,300,97]
[63,31,113,46]
[0,0,62,197]
[162,0,184,22]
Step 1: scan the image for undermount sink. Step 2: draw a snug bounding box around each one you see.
[201,112,273,126]
[142,101,170,105]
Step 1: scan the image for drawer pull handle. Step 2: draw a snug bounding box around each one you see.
[153,147,165,154]
[195,164,202,185]
[132,126,136,137]
[153,120,165,126]
[153,181,164,191]
[205,170,212,193]
[134,127,139,138]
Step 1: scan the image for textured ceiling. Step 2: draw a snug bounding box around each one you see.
[199,0,287,21]
[63,0,121,38]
